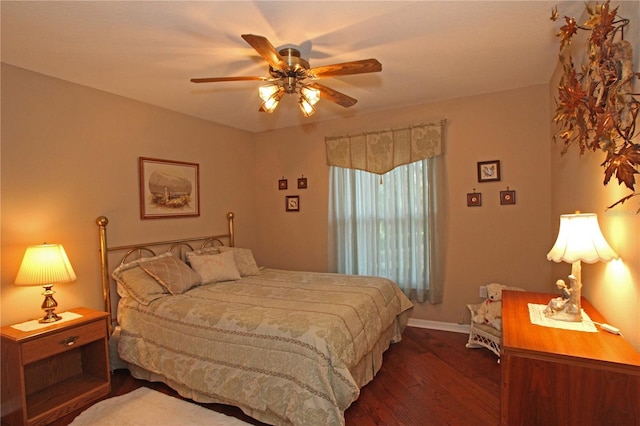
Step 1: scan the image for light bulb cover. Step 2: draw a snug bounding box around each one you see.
[299,96,316,117]
[258,84,279,101]
[259,87,284,113]
[300,86,320,105]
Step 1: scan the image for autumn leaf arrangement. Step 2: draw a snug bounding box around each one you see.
[551,1,640,212]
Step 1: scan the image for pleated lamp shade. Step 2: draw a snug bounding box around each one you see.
[15,244,77,286]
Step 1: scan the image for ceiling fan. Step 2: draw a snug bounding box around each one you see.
[190,34,382,117]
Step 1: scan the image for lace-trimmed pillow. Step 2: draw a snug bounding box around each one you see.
[112,253,170,305]
[186,250,241,284]
[140,253,202,294]
[218,246,261,276]
[189,246,220,256]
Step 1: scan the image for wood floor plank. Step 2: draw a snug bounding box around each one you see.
[36,327,501,426]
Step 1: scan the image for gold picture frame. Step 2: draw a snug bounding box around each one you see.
[139,157,200,219]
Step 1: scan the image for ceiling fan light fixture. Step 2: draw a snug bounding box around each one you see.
[300,86,320,106]
[261,97,279,113]
[258,84,280,102]
[260,88,283,113]
[192,35,382,117]
[299,96,316,117]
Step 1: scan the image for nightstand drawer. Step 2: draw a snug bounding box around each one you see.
[22,320,106,365]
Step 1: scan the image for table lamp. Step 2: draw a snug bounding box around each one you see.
[545,213,619,322]
[15,243,77,323]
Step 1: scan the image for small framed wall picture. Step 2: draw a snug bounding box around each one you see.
[500,188,516,205]
[477,160,501,183]
[467,192,482,207]
[298,176,308,189]
[286,195,300,212]
[278,178,288,190]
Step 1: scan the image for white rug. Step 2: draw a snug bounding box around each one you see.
[70,387,251,425]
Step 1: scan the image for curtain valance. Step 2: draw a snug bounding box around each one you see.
[325,120,446,174]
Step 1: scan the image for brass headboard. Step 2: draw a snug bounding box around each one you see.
[96,212,235,334]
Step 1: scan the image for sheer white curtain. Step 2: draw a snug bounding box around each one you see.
[329,156,444,303]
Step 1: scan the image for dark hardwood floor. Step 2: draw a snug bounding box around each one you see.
[50,327,501,426]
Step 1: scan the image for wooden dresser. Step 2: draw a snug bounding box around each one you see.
[501,291,640,426]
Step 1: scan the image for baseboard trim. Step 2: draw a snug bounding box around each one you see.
[408,318,470,334]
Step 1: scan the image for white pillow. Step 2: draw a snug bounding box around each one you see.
[218,246,261,276]
[187,250,241,284]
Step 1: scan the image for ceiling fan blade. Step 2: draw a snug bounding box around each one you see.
[308,59,381,78]
[308,83,358,108]
[241,34,288,70]
[190,76,267,83]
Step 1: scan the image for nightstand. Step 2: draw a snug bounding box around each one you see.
[501,291,640,425]
[1,307,111,426]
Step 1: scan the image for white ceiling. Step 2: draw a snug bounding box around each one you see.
[1,1,586,133]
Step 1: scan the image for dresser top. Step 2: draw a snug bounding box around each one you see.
[502,291,640,368]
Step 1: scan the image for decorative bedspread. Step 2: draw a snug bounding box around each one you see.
[117,269,413,425]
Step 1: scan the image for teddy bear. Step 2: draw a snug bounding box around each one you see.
[473,282,508,330]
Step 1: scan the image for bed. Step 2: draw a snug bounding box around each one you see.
[97,213,413,425]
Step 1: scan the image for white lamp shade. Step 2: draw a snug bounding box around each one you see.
[547,213,619,264]
[15,244,77,286]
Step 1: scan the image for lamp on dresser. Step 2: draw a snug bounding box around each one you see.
[14,243,77,323]
[545,212,619,322]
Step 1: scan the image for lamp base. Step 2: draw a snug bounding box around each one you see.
[543,302,582,322]
[543,276,582,322]
[39,284,62,323]
[39,309,62,323]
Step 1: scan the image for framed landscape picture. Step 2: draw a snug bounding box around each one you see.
[139,157,200,219]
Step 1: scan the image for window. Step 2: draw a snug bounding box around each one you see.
[329,157,444,303]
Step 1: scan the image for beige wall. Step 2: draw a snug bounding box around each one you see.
[547,1,639,350]
[2,66,553,331]
[3,27,639,351]
[1,64,257,326]
[254,84,554,326]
